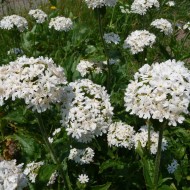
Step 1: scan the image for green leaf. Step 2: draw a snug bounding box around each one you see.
[91,182,112,190]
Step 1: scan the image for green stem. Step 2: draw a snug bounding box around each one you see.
[153,124,165,189]
[146,120,151,153]
[97,9,111,92]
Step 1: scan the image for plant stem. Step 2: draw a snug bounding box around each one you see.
[146,120,151,153]
[153,124,165,189]
[97,8,111,92]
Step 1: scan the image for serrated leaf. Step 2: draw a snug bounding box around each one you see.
[91,182,112,190]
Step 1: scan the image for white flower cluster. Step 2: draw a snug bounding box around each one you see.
[76,60,103,77]
[134,126,168,154]
[49,16,73,31]
[167,159,178,174]
[123,30,156,54]
[131,0,159,15]
[0,160,28,190]
[24,161,44,183]
[60,79,113,143]
[28,9,47,23]
[183,22,190,31]
[119,4,130,14]
[124,60,190,126]
[84,0,117,9]
[0,56,67,112]
[68,147,95,164]
[78,174,89,184]
[166,1,175,7]
[47,171,58,186]
[151,18,173,35]
[0,14,28,32]
[107,121,135,149]
[103,32,120,44]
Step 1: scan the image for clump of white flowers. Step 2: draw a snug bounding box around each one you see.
[183,22,190,31]
[78,174,89,184]
[68,147,95,164]
[49,16,73,31]
[131,0,159,15]
[0,14,28,32]
[167,159,178,174]
[123,30,156,54]
[0,160,28,190]
[107,121,135,149]
[29,9,47,23]
[134,126,168,154]
[124,59,190,126]
[47,171,58,186]
[60,79,113,143]
[103,32,120,44]
[84,0,117,9]
[151,18,173,35]
[4,56,67,113]
[24,161,44,183]
[166,1,175,7]
[76,60,103,77]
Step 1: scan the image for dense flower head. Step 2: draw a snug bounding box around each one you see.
[134,126,168,154]
[124,59,190,126]
[131,0,159,15]
[60,79,113,143]
[0,159,28,190]
[49,16,73,31]
[0,56,67,112]
[0,14,28,32]
[151,18,173,35]
[24,161,44,183]
[76,60,103,77]
[78,174,89,184]
[28,9,47,23]
[123,30,156,54]
[103,32,120,44]
[107,121,135,149]
[84,0,117,9]
[68,147,95,164]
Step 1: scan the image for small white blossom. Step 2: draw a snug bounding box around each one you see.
[134,126,168,154]
[78,174,89,184]
[47,171,58,186]
[166,1,175,7]
[124,60,190,126]
[107,121,135,149]
[103,32,120,44]
[29,9,47,23]
[151,18,173,35]
[69,147,95,164]
[24,161,44,183]
[0,160,28,190]
[183,22,190,31]
[84,0,117,9]
[167,159,178,174]
[131,0,159,15]
[60,79,113,143]
[119,5,130,13]
[49,16,73,31]
[0,14,28,32]
[123,30,156,54]
[7,48,24,56]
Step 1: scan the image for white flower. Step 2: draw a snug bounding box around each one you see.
[68,147,95,164]
[123,30,156,54]
[119,5,130,13]
[124,60,190,126]
[49,16,73,31]
[166,1,175,7]
[5,56,67,113]
[76,60,103,77]
[103,58,120,65]
[84,0,117,9]
[0,160,28,190]
[47,171,58,186]
[7,48,24,55]
[134,126,168,154]
[103,32,120,44]
[183,22,190,31]
[0,14,28,32]
[29,9,47,23]
[24,161,44,183]
[78,174,89,184]
[60,79,113,143]
[107,121,135,149]
[131,0,159,15]
[167,159,178,174]
[151,18,173,35]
